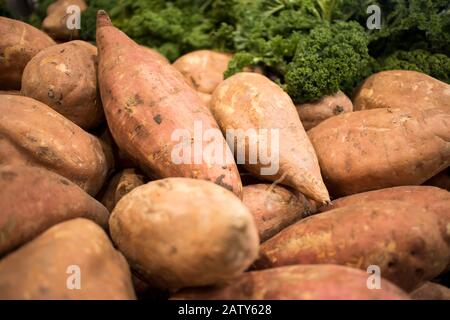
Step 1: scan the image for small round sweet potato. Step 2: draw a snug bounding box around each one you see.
[100,168,145,212]
[243,184,316,242]
[173,264,409,300]
[109,178,259,291]
[0,165,110,256]
[0,95,112,195]
[410,282,450,300]
[353,70,450,111]
[0,17,56,90]
[42,0,88,40]
[173,50,232,94]
[296,91,353,130]
[255,201,449,292]
[21,40,104,129]
[0,219,135,300]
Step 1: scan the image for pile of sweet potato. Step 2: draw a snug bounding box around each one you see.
[0,10,449,301]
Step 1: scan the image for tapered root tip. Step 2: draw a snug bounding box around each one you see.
[97,10,112,28]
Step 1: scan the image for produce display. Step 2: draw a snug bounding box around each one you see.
[0,0,449,302]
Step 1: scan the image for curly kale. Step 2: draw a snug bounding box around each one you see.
[377,50,450,83]
[285,21,370,102]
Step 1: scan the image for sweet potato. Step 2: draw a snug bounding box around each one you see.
[197,91,212,108]
[0,95,112,195]
[424,169,450,191]
[0,17,55,90]
[96,11,242,197]
[172,50,232,94]
[21,41,104,130]
[141,46,169,65]
[109,178,259,291]
[410,282,450,300]
[243,184,316,242]
[255,201,449,292]
[100,168,145,212]
[173,264,409,300]
[42,0,88,40]
[353,70,450,111]
[0,90,21,96]
[0,165,109,256]
[211,72,330,203]
[296,91,353,130]
[308,107,450,197]
[0,219,135,300]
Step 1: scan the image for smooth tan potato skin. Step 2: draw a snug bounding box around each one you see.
[0,165,109,256]
[410,282,450,300]
[0,219,136,300]
[0,95,112,195]
[100,168,145,212]
[42,0,87,40]
[424,169,450,191]
[96,12,242,197]
[173,50,232,94]
[109,178,259,291]
[211,72,330,203]
[308,107,450,197]
[243,184,317,242]
[173,265,409,300]
[255,201,449,292]
[0,17,56,90]
[296,91,353,130]
[21,41,104,130]
[353,70,450,111]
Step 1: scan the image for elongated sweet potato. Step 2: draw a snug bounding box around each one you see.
[0,165,109,256]
[0,219,135,300]
[308,107,450,197]
[0,17,56,90]
[109,178,259,291]
[353,70,450,111]
[96,11,242,197]
[410,282,450,300]
[173,264,409,300]
[173,50,232,94]
[100,168,145,212]
[0,95,112,195]
[141,46,169,65]
[42,0,88,40]
[211,72,330,203]
[296,91,353,130]
[243,184,316,242]
[21,40,104,129]
[255,201,449,292]
[424,169,450,191]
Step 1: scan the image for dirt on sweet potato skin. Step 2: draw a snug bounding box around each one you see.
[255,200,449,292]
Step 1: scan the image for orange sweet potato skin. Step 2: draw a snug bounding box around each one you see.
[173,50,232,94]
[243,184,316,242]
[0,165,109,256]
[0,17,56,90]
[109,178,259,291]
[100,168,145,212]
[255,201,449,292]
[173,265,409,300]
[0,95,112,195]
[308,107,450,197]
[42,0,87,40]
[211,72,330,203]
[96,12,242,197]
[296,91,353,130]
[0,219,136,300]
[353,70,450,111]
[410,282,450,300]
[21,41,104,129]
